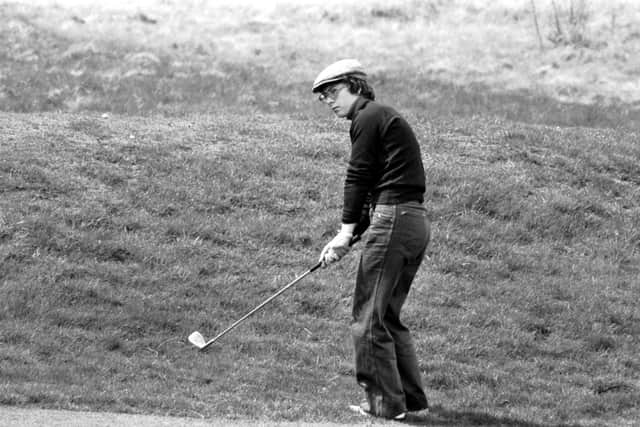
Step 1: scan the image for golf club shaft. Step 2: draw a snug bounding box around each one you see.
[196,234,361,350]
[200,262,322,349]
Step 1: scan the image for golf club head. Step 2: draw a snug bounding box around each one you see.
[188,331,206,349]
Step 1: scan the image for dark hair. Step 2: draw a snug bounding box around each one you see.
[344,76,375,100]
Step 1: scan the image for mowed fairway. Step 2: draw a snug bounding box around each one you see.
[1,1,639,426]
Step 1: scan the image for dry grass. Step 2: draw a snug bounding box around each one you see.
[7,0,640,107]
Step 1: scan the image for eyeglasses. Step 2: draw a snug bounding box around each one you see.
[318,84,345,103]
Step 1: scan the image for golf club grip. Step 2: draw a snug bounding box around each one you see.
[310,234,361,273]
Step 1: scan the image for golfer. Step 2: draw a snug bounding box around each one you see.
[313,59,430,420]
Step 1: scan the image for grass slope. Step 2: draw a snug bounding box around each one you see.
[1,110,638,425]
[1,1,639,426]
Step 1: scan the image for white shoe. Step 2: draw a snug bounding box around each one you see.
[349,402,406,420]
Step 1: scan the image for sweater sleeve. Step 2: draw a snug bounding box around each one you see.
[342,109,381,224]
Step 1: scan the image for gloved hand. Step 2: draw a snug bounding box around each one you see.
[319,224,356,267]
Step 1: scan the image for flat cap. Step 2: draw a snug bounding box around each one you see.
[312,59,366,92]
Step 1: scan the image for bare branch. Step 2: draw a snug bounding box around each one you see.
[530,0,544,50]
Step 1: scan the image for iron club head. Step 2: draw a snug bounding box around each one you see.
[188,331,206,349]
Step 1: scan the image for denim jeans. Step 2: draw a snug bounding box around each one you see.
[351,201,430,417]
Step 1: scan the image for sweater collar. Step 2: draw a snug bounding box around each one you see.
[347,96,369,121]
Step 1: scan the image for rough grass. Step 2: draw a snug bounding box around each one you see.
[1,1,639,426]
[2,111,638,425]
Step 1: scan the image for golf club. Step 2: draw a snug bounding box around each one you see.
[189,235,360,351]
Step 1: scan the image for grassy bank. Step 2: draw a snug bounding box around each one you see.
[1,0,639,426]
[2,110,638,425]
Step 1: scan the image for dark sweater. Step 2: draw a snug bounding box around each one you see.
[342,97,426,224]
